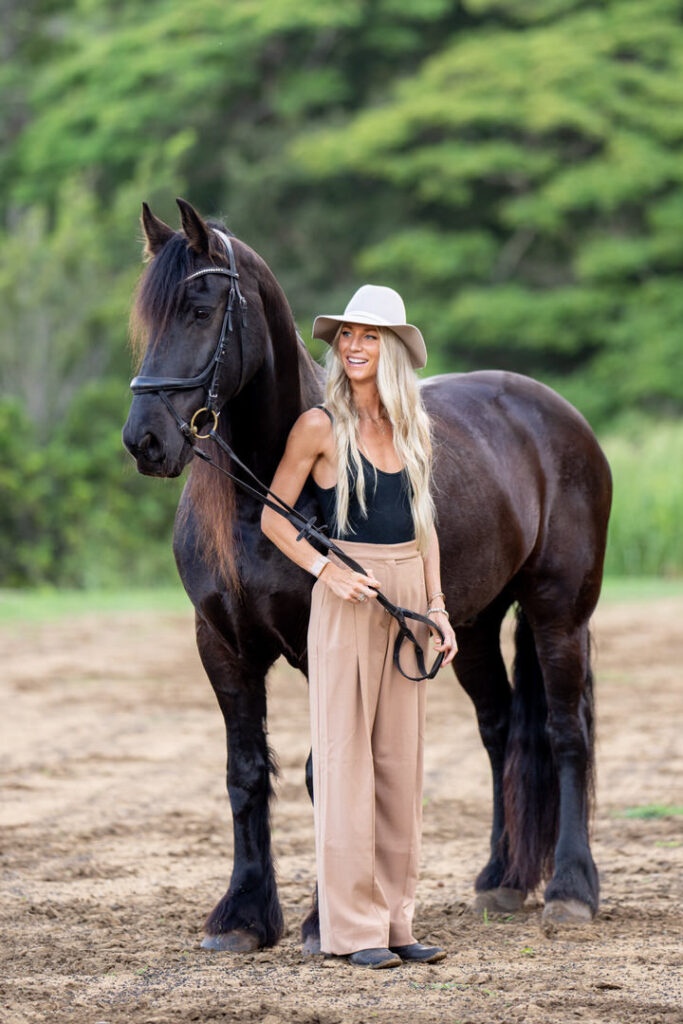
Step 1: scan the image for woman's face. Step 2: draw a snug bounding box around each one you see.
[338,322,381,382]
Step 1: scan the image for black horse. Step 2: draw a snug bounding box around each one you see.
[123,198,612,952]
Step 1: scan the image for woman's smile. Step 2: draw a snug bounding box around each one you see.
[339,323,380,377]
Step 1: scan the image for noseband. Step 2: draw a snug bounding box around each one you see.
[128,231,445,681]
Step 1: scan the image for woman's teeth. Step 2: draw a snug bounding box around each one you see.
[348,358,367,364]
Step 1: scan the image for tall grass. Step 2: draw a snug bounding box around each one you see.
[601,422,683,577]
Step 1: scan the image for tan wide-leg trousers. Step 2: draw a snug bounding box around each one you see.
[307,538,429,955]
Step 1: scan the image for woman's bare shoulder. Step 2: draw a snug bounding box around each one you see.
[286,406,334,458]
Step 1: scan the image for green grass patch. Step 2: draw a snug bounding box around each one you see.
[613,804,683,820]
[600,576,683,602]
[2,574,682,628]
[0,586,191,625]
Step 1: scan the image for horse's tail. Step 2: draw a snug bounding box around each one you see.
[500,608,595,893]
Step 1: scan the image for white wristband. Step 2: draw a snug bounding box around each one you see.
[310,555,331,578]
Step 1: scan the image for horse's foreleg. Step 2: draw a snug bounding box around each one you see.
[196,618,284,951]
[453,605,521,913]
[532,620,598,924]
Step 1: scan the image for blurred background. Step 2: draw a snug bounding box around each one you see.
[1,0,681,598]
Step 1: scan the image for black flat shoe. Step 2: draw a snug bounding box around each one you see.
[348,947,402,969]
[389,942,447,964]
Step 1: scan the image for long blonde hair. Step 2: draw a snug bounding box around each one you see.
[324,325,434,555]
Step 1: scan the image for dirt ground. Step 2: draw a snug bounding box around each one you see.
[1,594,681,1024]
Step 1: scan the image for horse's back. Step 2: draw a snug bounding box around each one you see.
[422,370,597,440]
[420,370,612,620]
[422,369,610,500]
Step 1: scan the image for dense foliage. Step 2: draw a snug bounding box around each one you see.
[1,0,681,585]
[602,423,683,578]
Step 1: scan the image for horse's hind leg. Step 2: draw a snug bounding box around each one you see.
[300,750,320,954]
[526,605,598,925]
[196,616,284,951]
[453,594,523,913]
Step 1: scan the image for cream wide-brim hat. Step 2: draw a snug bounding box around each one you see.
[312,284,427,370]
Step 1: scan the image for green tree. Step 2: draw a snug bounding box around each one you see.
[291,0,683,425]
[1,0,681,585]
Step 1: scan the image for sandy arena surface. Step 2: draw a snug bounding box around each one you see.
[1,595,682,1024]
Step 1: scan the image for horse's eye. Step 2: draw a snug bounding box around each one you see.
[195,308,211,321]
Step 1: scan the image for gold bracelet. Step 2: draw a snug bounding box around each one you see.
[427,607,450,619]
[428,590,445,603]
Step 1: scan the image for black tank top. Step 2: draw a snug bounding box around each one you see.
[310,405,415,543]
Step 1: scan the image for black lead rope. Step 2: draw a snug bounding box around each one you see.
[190,429,445,682]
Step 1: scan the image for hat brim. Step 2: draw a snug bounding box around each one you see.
[312,314,427,370]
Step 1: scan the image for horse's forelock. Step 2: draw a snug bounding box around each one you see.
[129,223,232,365]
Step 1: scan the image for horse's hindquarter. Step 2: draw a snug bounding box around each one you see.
[497,374,612,620]
[422,371,611,623]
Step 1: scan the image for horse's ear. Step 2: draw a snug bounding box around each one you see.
[176,197,211,254]
[141,202,175,258]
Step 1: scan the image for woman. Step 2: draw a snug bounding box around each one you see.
[261,284,457,968]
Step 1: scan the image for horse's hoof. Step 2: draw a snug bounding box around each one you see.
[542,899,593,928]
[201,929,261,952]
[473,887,526,914]
[302,934,321,956]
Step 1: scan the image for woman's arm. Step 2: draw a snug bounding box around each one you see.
[260,408,380,602]
[422,522,458,665]
[260,408,332,574]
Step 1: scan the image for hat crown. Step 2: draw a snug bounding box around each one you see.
[343,285,406,326]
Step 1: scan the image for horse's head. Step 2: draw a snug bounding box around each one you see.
[123,198,268,477]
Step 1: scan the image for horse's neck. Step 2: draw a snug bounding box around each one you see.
[222,248,324,478]
[224,331,323,480]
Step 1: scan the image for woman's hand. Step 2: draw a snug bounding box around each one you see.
[427,610,457,666]
[320,563,380,604]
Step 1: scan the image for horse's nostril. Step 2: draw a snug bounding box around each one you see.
[125,430,163,463]
[141,432,164,462]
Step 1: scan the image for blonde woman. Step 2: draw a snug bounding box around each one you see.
[261,285,457,968]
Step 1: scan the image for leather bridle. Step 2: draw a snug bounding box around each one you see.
[130,231,247,440]
[129,231,445,681]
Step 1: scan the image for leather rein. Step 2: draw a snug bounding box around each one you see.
[130,232,444,682]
